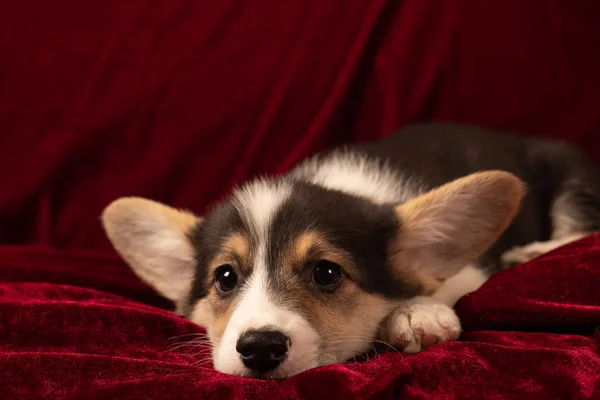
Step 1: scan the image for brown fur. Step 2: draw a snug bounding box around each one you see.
[290,278,393,356]
[195,293,238,341]
[209,233,253,274]
[289,231,356,278]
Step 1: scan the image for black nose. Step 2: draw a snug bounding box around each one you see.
[236,329,289,373]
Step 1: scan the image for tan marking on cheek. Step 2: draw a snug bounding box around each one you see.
[297,293,346,335]
[190,298,214,328]
[191,291,238,343]
[292,283,395,361]
[292,282,371,335]
[210,296,237,341]
[188,233,249,344]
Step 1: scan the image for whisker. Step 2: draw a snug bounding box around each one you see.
[372,339,404,358]
[315,333,405,363]
[190,358,215,367]
[167,332,208,341]
[189,348,214,357]
[167,341,211,349]
[162,344,203,354]
[166,338,211,347]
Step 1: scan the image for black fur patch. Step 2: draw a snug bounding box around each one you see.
[266,182,420,299]
[186,201,248,314]
[351,123,600,273]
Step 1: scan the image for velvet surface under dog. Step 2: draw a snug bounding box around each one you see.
[1,236,599,399]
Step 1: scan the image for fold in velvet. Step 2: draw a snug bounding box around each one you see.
[1,236,599,399]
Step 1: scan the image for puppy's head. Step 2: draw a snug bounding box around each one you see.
[101,171,523,379]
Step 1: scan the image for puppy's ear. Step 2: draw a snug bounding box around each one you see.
[101,197,201,308]
[391,171,525,286]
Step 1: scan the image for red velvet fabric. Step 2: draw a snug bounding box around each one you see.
[1,0,600,399]
[2,239,599,399]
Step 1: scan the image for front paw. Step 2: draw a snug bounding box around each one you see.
[380,298,461,353]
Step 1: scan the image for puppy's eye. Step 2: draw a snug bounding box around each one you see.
[312,260,342,288]
[215,264,238,293]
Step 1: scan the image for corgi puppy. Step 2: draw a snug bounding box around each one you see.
[101,123,600,379]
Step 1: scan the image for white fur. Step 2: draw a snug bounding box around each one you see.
[233,179,292,237]
[501,233,587,265]
[431,265,488,307]
[291,150,424,204]
[551,194,584,239]
[501,191,590,265]
[383,296,461,354]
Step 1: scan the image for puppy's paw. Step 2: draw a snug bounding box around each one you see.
[501,241,548,266]
[380,298,461,353]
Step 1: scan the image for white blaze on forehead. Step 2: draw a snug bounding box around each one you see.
[231,178,292,323]
[233,179,292,238]
[214,179,318,377]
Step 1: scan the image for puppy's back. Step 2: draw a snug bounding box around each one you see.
[299,123,600,271]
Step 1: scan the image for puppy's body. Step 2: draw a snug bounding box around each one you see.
[294,124,600,271]
[102,123,600,379]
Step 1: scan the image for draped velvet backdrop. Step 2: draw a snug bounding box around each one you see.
[0,0,599,398]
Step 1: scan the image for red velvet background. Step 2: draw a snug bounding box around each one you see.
[1,0,599,398]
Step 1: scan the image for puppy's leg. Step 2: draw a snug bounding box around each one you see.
[380,266,487,353]
[503,188,598,266]
[502,143,600,267]
[501,232,588,266]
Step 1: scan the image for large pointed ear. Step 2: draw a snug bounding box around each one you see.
[391,171,525,283]
[101,197,201,309]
